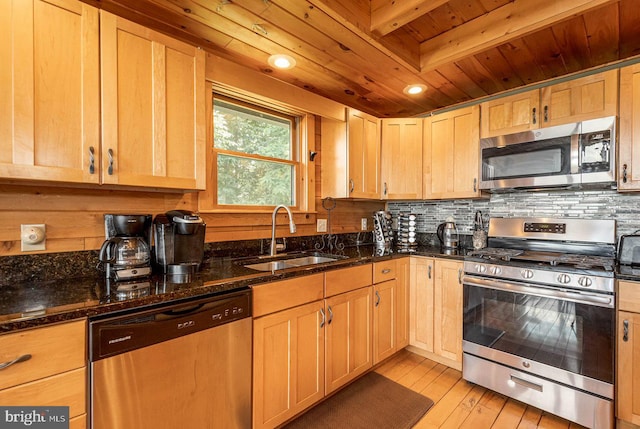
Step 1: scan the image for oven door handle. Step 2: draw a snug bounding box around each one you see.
[463,275,614,308]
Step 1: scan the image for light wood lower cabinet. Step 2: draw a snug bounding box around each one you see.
[617,281,640,426]
[325,286,372,394]
[253,300,325,429]
[395,257,410,350]
[0,319,87,428]
[408,257,463,370]
[373,278,396,364]
[434,259,463,364]
[409,257,435,353]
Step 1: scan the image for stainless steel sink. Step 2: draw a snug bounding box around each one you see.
[243,254,344,271]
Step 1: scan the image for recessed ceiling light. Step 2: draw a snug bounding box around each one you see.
[403,84,427,95]
[268,54,296,70]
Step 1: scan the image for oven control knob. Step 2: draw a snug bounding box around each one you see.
[474,264,487,273]
[578,277,593,287]
[557,274,571,284]
[521,269,534,279]
[489,266,502,275]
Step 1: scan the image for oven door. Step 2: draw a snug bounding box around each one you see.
[462,274,614,398]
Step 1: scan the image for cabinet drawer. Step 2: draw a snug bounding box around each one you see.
[373,260,397,284]
[0,319,86,390]
[619,281,640,313]
[253,273,324,317]
[325,264,372,297]
[0,367,86,417]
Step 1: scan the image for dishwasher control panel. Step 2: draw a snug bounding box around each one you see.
[90,289,251,361]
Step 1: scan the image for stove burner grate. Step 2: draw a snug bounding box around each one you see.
[467,248,524,261]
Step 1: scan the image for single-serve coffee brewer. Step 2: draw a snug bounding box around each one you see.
[99,214,152,280]
[153,210,206,275]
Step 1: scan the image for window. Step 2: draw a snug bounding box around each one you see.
[212,97,300,207]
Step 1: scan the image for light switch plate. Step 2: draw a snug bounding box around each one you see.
[317,219,327,232]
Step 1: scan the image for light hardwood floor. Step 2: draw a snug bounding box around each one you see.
[373,349,587,429]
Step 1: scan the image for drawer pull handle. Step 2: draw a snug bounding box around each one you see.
[510,374,543,392]
[320,308,326,328]
[428,265,432,279]
[381,268,391,274]
[375,291,381,307]
[327,305,333,324]
[624,319,629,342]
[0,354,31,370]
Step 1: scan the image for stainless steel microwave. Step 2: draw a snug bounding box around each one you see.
[479,116,616,191]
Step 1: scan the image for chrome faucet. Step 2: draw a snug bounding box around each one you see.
[270,205,296,256]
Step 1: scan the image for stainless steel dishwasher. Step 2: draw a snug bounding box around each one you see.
[89,288,251,429]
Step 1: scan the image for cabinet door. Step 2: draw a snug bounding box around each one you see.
[433,259,463,364]
[480,89,540,138]
[0,0,99,184]
[540,69,618,127]
[325,287,372,394]
[618,311,640,425]
[423,105,481,199]
[373,279,396,364]
[100,11,205,190]
[380,118,423,199]
[619,64,640,191]
[409,257,434,352]
[395,257,410,349]
[348,109,380,198]
[253,301,325,429]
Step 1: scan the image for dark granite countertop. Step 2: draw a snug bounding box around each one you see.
[616,265,640,282]
[0,244,466,333]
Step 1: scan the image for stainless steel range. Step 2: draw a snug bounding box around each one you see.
[462,217,615,429]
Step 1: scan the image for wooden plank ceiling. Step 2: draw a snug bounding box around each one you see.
[85,0,640,118]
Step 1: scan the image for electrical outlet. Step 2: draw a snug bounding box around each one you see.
[361,218,368,230]
[317,219,327,232]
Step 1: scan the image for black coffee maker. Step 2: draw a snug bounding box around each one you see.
[99,214,153,280]
[153,210,206,275]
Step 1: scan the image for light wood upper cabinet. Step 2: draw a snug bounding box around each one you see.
[423,105,481,200]
[619,63,640,191]
[100,11,206,190]
[321,109,380,199]
[347,109,380,199]
[617,281,640,426]
[481,70,618,138]
[380,118,423,199]
[433,259,463,365]
[0,0,100,184]
[480,89,540,138]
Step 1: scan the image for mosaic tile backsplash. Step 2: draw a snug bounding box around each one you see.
[388,189,640,239]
